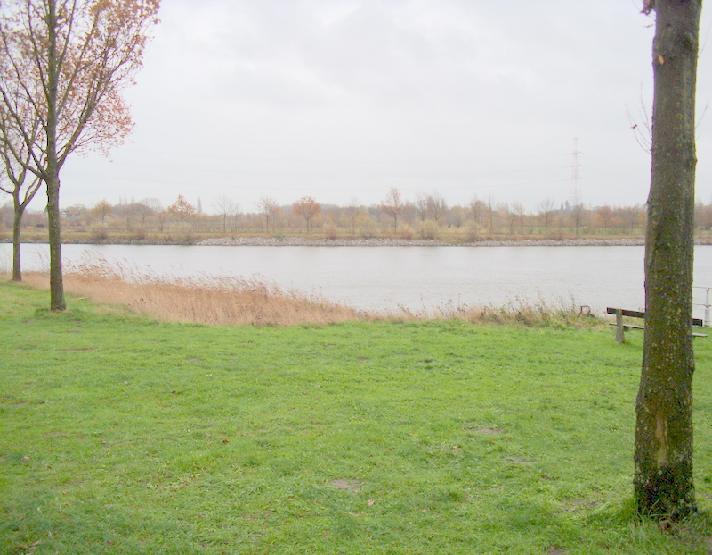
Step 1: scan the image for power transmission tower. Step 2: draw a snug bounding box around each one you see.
[571,137,582,206]
[570,138,583,236]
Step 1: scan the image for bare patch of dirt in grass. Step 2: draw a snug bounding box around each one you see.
[561,498,600,512]
[466,425,505,436]
[504,455,534,465]
[329,479,363,492]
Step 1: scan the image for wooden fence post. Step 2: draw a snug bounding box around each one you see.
[616,309,625,344]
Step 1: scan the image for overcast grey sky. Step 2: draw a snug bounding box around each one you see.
[60,0,712,212]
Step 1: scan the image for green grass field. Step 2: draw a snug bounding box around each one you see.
[1,282,710,553]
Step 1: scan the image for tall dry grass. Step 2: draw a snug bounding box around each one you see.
[21,262,367,326]
[438,298,598,329]
[17,260,598,328]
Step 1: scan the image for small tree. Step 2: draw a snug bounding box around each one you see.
[0,0,160,310]
[571,203,584,237]
[214,195,239,233]
[167,194,196,224]
[469,197,487,228]
[259,196,280,233]
[487,196,495,235]
[91,200,112,225]
[595,205,613,234]
[538,198,555,231]
[156,210,167,233]
[0,167,41,276]
[415,195,428,222]
[511,202,526,235]
[346,199,360,236]
[0,108,42,281]
[292,196,320,233]
[380,188,403,233]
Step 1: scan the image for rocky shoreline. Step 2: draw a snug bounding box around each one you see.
[196,237,650,247]
[7,237,712,247]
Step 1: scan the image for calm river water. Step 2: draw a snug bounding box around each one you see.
[5,243,712,317]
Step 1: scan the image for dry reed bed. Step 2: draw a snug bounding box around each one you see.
[21,267,366,326]
[17,262,595,328]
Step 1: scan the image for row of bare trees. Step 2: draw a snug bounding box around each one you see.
[9,192,712,240]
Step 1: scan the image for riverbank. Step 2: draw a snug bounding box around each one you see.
[0,236,660,247]
[11,235,712,247]
[19,268,594,327]
[1,282,710,553]
[196,237,651,247]
[8,240,712,318]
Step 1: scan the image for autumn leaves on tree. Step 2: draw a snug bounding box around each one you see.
[292,196,321,233]
[0,0,160,310]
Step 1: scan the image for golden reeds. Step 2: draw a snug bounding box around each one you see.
[17,260,595,328]
[21,261,366,326]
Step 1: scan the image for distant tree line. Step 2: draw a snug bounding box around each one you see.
[6,189,712,242]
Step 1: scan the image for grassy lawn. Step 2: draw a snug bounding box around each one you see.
[1,282,710,553]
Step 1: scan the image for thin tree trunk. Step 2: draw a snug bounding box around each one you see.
[635,0,701,519]
[488,203,493,235]
[45,0,65,311]
[46,179,65,311]
[11,196,23,282]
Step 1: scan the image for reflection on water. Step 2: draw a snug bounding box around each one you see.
[5,243,712,318]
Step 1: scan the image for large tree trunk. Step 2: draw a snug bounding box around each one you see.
[11,195,23,282]
[635,0,701,519]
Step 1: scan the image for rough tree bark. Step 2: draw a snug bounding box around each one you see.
[46,178,65,311]
[635,0,701,519]
[11,191,22,281]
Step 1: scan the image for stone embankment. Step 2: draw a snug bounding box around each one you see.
[197,237,649,247]
[9,236,712,247]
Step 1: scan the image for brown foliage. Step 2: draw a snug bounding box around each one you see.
[292,196,321,233]
[0,0,161,165]
[167,194,196,221]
